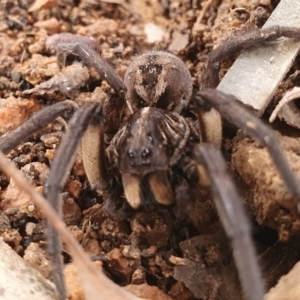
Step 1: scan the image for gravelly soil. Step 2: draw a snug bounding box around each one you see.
[1,0,300,299]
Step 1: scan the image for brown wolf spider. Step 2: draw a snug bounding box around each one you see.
[1,26,300,300]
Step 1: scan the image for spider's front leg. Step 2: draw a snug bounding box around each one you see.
[0,100,77,154]
[192,90,276,300]
[47,41,127,205]
[45,103,101,299]
[193,144,265,300]
[0,101,106,299]
[193,88,300,300]
[196,89,300,203]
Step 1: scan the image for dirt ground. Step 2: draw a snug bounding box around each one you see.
[1,0,300,299]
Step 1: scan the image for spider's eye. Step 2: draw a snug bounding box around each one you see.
[127,150,134,158]
[141,148,151,158]
[148,134,153,143]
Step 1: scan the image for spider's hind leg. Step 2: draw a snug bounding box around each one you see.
[202,26,300,88]
[54,41,127,134]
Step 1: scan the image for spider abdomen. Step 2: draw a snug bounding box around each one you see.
[124,51,193,113]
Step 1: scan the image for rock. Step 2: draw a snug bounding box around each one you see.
[24,242,52,279]
[106,248,135,284]
[125,283,173,300]
[66,180,82,199]
[64,261,103,300]
[63,197,81,226]
[0,239,57,299]
[0,97,41,136]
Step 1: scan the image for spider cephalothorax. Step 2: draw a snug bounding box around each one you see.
[107,106,199,209]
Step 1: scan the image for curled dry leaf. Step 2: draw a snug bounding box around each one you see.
[269,86,300,129]
[22,63,90,100]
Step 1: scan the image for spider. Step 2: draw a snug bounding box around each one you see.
[1,26,300,300]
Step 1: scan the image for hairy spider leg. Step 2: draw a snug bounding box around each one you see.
[195,89,300,205]
[45,103,100,299]
[55,42,124,93]
[0,100,77,154]
[0,101,102,299]
[202,26,300,88]
[194,143,265,300]
[55,42,126,134]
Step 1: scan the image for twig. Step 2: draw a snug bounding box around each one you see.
[195,0,213,25]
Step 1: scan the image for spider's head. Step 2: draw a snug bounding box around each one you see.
[124,51,192,114]
[119,107,171,174]
[117,107,174,209]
